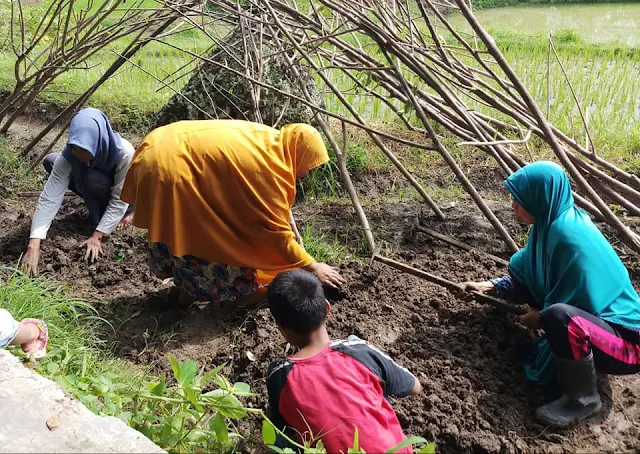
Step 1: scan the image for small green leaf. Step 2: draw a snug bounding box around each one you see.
[214,374,232,391]
[386,437,431,454]
[178,360,197,388]
[233,381,253,396]
[184,387,203,412]
[203,389,226,398]
[416,442,436,454]
[352,427,360,450]
[151,377,166,396]
[201,363,226,385]
[168,354,180,381]
[213,413,229,444]
[262,419,277,445]
[203,391,247,418]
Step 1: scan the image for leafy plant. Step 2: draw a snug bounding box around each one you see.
[261,419,436,454]
[129,355,258,453]
[114,249,128,264]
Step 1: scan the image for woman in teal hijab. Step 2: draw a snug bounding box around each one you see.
[462,161,640,428]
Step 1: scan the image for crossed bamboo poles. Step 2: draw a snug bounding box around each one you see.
[7,0,640,259]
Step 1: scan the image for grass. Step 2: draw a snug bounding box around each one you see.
[300,223,346,263]
[0,269,147,416]
[300,140,390,200]
[0,136,44,193]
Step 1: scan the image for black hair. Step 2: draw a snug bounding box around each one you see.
[268,269,326,336]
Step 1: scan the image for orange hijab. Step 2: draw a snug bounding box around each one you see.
[120,120,329,275]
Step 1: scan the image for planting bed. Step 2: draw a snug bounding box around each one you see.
[1,189,639,453]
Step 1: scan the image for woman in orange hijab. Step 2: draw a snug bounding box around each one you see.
[121,120,344,305]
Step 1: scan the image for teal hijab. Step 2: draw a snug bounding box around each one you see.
[505,161,640,385]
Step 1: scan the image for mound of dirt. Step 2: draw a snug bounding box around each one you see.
[0,197,164,301]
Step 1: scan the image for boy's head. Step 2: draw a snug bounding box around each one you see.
[268,269,329,347]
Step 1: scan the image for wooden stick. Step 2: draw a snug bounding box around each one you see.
[415,225,510,266]
[458,129,532,147]
[269,30,376,253]
[289,210,304,247]
[372,254,526,315]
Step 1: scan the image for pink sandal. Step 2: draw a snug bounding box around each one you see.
[21,319,48,360]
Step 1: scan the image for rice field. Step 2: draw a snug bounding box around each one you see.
[461,3,640,47]
[322,4,640,160]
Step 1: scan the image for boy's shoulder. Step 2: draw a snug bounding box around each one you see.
[267,357,294,379]
[330,337,390,360]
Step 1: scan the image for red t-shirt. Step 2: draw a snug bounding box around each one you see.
[267,338,416,453]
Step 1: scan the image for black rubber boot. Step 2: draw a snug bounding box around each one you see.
[536,352,602,428]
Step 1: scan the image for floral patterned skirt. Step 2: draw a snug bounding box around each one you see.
[149,242,260,303]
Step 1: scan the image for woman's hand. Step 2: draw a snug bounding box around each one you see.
[519,305,541,330]
[82,231,104,263]
[117,212,134,230]
[457,281,494,300]
[459,281,494,294]
[21,239,42,277]
[306,262,345,288]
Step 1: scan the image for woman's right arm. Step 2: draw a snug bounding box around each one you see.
[22,156,72,276]
[460,275,528,303]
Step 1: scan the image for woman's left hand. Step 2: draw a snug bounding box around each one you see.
[519,305,541,330]
[118,213,134,230]
[82,232,104,263]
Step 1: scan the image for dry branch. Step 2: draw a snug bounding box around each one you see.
[9,0,640,258]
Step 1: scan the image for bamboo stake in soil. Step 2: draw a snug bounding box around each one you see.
[269,31,376,253]
[372,254,526,315]
[414,225,509,266]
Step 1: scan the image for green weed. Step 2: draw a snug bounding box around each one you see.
[130,355,257,453]
[261,419,436,454]
[300,151,343,200]
[0,137,44,193]
[300,223,345,263]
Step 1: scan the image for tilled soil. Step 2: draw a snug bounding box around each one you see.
[1,193,639,453]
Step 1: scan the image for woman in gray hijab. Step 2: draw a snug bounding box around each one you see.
[21,108,135,275]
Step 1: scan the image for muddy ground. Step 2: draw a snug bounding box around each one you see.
[2,192,640,453]
[2,134,640,452]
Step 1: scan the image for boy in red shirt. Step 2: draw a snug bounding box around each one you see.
[266,269,422,452]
